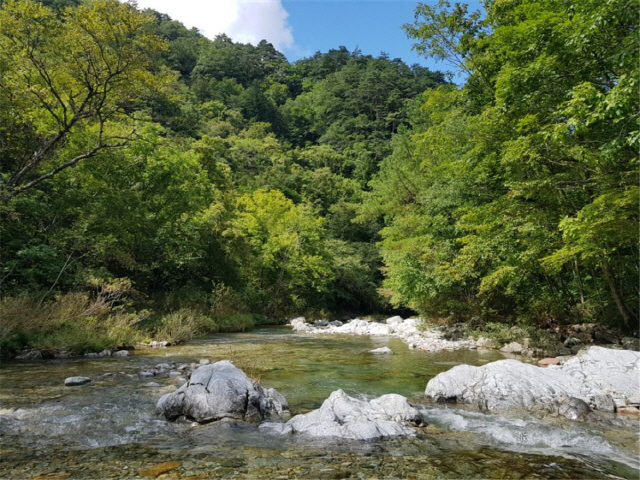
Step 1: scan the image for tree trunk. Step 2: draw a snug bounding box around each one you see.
[601,260,635,327]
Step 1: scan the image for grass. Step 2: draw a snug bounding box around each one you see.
[0,291,267,357]
[0,293,146,356]
[152,309,258,344]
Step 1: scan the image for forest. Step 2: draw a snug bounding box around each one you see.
[0,0,637,355]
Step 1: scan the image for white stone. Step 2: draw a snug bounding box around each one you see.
[65,376,91,386]
[268,389,423,440]
[291,316,477,352]
[112,350,129,357]
[370,347,393,354]
[500,342,524,354]
[425,346,640,415]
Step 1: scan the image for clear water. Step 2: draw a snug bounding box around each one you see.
[0,326,638,478]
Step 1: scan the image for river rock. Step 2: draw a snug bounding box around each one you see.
[617,406,640,415]
[290,317,314,332]
[538,357,560,366]
[156,360,289,423]
[500,342,524,354]
[425,346,640,416]
[65,376,91,386]
[113,350,129,357]
[385,316,403,325]
[564,337,582,348]
[557,396,591,420]
[621,337,640,351]
[476,337,495,348]
[370,347,393,354]
[591,394,616,413]
[268,389,424,440]
[15,350,42,360]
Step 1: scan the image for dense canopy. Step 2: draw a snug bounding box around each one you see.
[0,0,636,355]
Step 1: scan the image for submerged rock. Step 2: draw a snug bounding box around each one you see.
[425,346,640,417]
[156,360,289,424]
[370,347,393,354]
[65,376,91,386]
[267,389,423,440]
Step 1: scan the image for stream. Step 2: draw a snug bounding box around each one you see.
[0,326,638,478]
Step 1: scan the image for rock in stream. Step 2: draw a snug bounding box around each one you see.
[265,389,424,440]
[425,346,640,416]
[156,360,289,423]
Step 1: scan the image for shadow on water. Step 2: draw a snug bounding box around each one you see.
[0,326,638,478]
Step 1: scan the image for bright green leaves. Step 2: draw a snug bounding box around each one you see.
[230,189,333,315]
[0,0,171,196]
[542,187,639,272]
[368,0,639,326]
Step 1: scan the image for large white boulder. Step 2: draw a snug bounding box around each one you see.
[290,317,314,332]
[267,389,424,440]
[425,346,640,414]
[156,361,288,423]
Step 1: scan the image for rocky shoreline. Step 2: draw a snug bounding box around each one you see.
[289,316,639,358]
[290,316,484,352]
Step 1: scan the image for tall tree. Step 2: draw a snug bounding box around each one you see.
[0,0,168,198]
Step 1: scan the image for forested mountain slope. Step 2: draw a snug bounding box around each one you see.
[0,0,445,331]
[0,0,636,354]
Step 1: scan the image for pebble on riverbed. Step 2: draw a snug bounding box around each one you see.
[370,347,393,354]
[64,377,91,386]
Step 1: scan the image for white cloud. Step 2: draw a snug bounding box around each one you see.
[132,0,294,50]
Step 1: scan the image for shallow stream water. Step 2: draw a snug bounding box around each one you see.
[0,326,638,478]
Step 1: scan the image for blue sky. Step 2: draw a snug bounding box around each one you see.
[132,0,483,79]
[283,1,440,64]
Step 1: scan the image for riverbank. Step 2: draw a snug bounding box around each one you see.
[290,316,640,358]
[3,291,637,361]
[0,293,267,359]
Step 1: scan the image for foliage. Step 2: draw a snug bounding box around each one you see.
[0,0,170,197]
[230,189,334,316]
[3,0,633,354]
[366,0,639,329]
[0,289,145,355]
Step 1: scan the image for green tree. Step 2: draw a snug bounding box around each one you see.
[369,0,639,328]
[230,189,333,316]
[0,0,169,198]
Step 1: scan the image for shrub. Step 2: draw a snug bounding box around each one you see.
[153,309,208,344]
